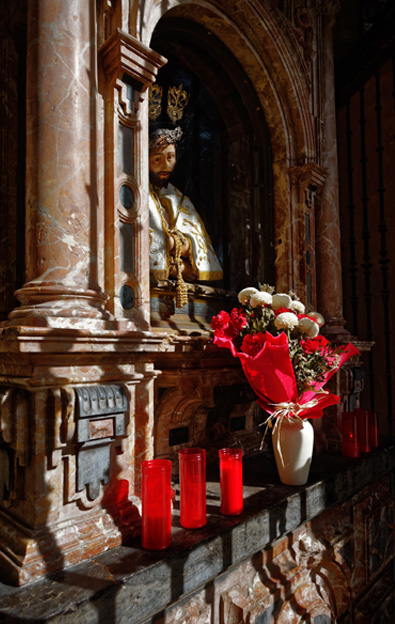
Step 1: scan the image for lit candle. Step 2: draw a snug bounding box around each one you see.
[141,459,172,550]
[178,448,207,529]
[354,408,371,453]
[342,411,360,458]
[219,448,243,515]
[368,410,380,449]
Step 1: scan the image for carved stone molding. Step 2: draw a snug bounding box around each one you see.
[352,476,395,597]
[74,385,128,501]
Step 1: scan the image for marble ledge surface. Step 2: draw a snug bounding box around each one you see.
[0,445,394,624]
[0,326,217,355]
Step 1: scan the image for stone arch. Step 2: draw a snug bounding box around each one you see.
[134,0,317,289]
[137,0,315,166]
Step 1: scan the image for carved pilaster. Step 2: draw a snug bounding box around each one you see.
[288,163,327,309]
[315,0,346,334]
[99,29,166,329]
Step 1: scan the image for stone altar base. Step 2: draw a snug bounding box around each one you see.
[0,504,140,587]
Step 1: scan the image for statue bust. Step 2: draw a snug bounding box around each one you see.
[149,126,223,308]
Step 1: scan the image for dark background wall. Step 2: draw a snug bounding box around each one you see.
[335,0,395,438]
[0,1,27,322]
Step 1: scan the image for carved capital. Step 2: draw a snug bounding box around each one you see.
[289,162,327,204]
[100,28,166,91]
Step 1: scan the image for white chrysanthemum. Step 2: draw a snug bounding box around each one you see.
[271,293,292,310]
[238,287,259,305]
[290,300,305,314]
[274,312,299,330]
[250,291,273,308]
[298,317,320,338]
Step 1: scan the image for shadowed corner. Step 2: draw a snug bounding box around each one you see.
[101,477,142,546]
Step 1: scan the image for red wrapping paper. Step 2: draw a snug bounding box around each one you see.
[213,330,359,419]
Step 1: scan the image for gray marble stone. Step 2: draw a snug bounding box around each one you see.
[0,446,394,623]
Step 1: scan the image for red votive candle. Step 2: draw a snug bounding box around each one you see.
[354,408,371,453]
[141,459,172,550]
[368,410,380,449]
[342,411,360,458]
[218,448,243,516]
[178,448,207,529]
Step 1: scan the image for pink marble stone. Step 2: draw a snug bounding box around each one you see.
[0,0,367,591]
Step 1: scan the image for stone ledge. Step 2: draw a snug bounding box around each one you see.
[0,445,394,623]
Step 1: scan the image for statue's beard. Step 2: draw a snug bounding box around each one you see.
[149,171,172,188]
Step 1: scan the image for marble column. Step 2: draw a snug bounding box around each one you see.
[9,0,109,326]
[315,0,348,336]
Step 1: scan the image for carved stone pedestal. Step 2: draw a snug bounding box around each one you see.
[0,327,162,585]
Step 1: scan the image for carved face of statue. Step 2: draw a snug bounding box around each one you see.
[149,143,176,187]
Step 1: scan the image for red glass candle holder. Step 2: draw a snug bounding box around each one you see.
[354,408,371,453]
[342,411,360,458]
[368,410,379,449]
[219,448,243,516]
[141,459,172,550]
[178,448,207,529]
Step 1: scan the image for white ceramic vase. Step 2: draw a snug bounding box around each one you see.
[272,417,314,486]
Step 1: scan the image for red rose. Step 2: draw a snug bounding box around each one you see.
[211,310,230,331]
[230,308,248,331]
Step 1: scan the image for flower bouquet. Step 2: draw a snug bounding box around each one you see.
[211,286,359,485]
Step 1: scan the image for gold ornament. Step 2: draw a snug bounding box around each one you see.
[149,84,163,121]
[167,84,190,123]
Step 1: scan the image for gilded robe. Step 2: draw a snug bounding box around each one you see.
[149,183,223,281]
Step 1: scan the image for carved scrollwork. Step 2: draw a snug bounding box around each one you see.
[154,387,209,460]
[220,523,351,623]
[294,7,315,68]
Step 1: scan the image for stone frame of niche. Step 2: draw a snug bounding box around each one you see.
[100,29,166,331]
[148,16,274,333]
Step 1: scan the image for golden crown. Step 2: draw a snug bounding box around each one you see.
[149,83,190,123]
